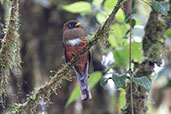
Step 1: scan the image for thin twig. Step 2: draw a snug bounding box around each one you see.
[129,0,134,114]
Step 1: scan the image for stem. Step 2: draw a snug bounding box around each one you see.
[129,0,134,114]
[129,4,132,70]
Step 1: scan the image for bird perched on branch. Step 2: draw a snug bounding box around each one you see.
[62,20,92,101]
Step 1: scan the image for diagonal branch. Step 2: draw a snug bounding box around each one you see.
[8,0,124,113]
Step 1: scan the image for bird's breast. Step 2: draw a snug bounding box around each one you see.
[64,40,87,60]
[66,38,81,46]
[65,40,87,52]
[64,40,88,72]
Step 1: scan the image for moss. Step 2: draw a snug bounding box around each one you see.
[143,10,166,59]
[125,5,168,114]
[0,0,21,109]
[143,10,166,67]
[146,42,163,64]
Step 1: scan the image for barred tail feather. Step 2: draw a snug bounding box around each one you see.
[76,72,92,101]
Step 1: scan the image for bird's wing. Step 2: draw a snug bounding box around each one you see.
[83,51,91,78]
[62,42,70,63]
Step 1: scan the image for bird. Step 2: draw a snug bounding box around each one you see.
[62,20,92,101]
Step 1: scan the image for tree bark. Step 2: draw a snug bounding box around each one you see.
[125,8,168,114]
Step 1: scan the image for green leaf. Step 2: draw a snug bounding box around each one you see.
[122,36,128,39]
[125,18,136,27]
[151,0,170,15]
[96,11,108,24]
[119,89,126,109]
[132,76,152,92]
[109,24,128,48]
[112,74,127,89]
[112,24,125,39]
[125,29,130,36]
[100,78,109,87]
[115,8,125,23]
[113,42,142,68]
[125,14,130,23]
[65,71,102,107]
[104,0,118,11]
[124,18,137,37]
[135,18,142,25]
[109,34,119,48]
[0,0,4,4]
[131,19,136,28]
[131,42,142,62]
[61,2,91,13]
[132,0,135,9]
[30,94,37,100]
[113,47,129,68]
[92,0,103,8]
[89,72,102,88]
[165,28,171,38]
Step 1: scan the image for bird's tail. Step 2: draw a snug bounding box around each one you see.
[76,72,92,101]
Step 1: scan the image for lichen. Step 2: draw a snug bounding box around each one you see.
[0,0,21,109]
[125,5,169,114]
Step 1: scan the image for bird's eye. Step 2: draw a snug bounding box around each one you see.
[68,24,72,28]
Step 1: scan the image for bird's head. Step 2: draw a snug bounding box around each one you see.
[63,20,81,31]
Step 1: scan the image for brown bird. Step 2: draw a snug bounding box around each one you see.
[62,20,92,101]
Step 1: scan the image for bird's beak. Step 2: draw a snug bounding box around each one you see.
[75,22,81,26]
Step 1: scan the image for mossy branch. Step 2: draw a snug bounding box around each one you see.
[0,0,20,106]
[7,0,124,113]
[125,7,169,114]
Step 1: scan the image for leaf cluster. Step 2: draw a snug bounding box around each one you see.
[100,73,151,92]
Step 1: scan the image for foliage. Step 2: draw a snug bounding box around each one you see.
[100,73,151,92]
[113,42,142,68]
[119,89,126,109]
[141,0,170,15]
[0,0,10,4]
[132,77,151,92]
[111,73,128,89]
[61,2,91,13]
[151,0,170,15]
[164,28,171,38]
[0,0,3,4]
